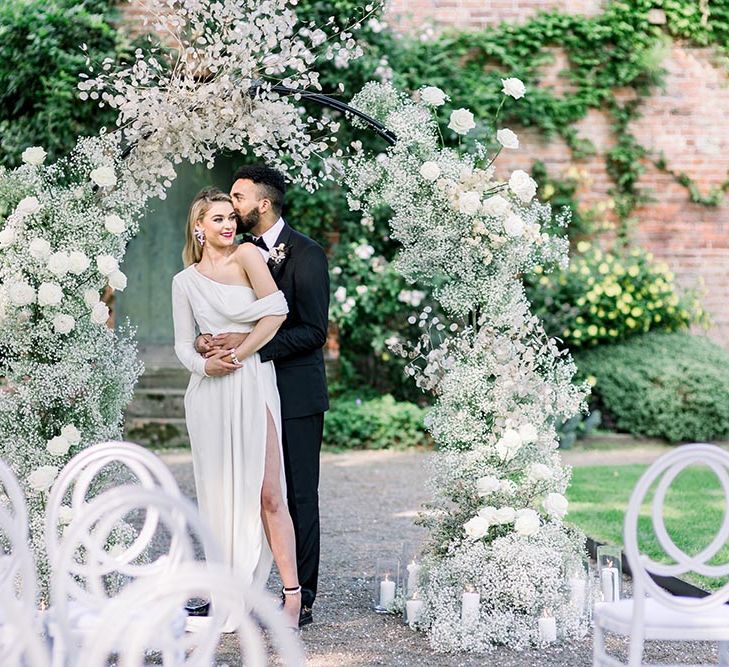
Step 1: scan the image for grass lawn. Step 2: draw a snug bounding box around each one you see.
[567,463,728,591]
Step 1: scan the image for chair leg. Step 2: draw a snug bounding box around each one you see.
[593,622,605,666]
[627,630,645,667]
[719,640,729,666]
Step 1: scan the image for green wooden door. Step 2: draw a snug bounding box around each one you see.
[116,157,237,353]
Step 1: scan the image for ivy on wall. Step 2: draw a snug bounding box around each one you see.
[386,0,729,236]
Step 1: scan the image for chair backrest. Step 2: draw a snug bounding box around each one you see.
[81,562,306,667]
[623,443,729,612]
[50,485,222,644]
[46,440,181,564]
[0,462,49,667]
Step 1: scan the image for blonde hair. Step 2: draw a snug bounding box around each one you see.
[182,187,233,267]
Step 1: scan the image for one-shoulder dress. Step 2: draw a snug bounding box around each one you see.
[171,264,289,592]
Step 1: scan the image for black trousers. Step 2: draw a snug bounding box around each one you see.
[281,412,323,609]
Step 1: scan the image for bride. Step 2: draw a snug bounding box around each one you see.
[171,186,301,629]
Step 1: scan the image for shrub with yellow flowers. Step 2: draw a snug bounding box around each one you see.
[526,241,706,348]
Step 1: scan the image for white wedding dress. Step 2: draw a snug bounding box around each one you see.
[171,265,289,603]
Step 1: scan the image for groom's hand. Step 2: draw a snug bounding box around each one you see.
[195,333,214,356]
[206,332,249,356]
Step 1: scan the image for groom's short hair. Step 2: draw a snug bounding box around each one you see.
[232,165,287,215]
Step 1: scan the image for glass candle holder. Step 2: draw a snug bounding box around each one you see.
[596,544,622,603]
[373,558,401,613]
[565,557,589,616]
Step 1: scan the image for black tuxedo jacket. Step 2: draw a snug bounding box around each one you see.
[256,222,330,420]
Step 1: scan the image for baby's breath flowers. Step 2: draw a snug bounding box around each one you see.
[344,81,589,650]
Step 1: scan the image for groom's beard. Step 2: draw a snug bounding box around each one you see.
[236,207,261,235]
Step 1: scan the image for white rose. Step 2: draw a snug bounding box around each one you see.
[334,286,347,303]
[21,146,47,166]
[355,285,368,296]
[419,161,441,181]
[495,428,522,462]
[420,86,447,106]
[458,191,481,216]
[96,255,119,277]
[107,270,127,291]
[503,213,526,238]
[91,302,110,325]
[476,475,500,496]
[104,214,126,235]
[8,281,35,306]
[46,435,70,456]
[58,505,74,525]
[60,424,81,446]
[496,128,519,149]
[29,238,51,261]
[14,196,41,219]
[509,169,537,203]
[481,195,511,219]
[514,508,540,536]
[47,252,71,277]
[494,506,516,524]
[83,289,100,308]
[0,226,16,248]
[501,77,526,99]
[477,506,498,524]
[543,493,569,519]
[53,313,75,335]
[90,166,116,188]
[464,515,490,540]
[448,108,476,135]
[37,282,63,307]
[528,463,553,482]
[28,465,58,492]
[354,244,374,261]
[518,423,539,444]
[68,251,90,275]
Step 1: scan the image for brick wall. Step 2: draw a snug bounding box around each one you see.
[494,37,729,347]
[386,0,604,31]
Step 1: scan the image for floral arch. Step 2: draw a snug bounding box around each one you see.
[0,0,589,652]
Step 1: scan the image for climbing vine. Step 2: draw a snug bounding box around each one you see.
[386,0,729,235]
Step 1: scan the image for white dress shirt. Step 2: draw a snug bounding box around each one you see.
[254,217,285,261]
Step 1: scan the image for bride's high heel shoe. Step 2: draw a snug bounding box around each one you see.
[281,585,302,633]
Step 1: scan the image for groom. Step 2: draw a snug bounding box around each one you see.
[195,164,329,627]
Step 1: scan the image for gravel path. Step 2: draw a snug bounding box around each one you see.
[158,447,717,666]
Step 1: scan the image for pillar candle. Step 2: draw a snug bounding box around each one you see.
[380,576,396,609]
[461,590,480,626]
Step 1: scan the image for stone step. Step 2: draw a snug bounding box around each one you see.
[126,387,186,418]
[137,367,190,390]
[124,416,189,449]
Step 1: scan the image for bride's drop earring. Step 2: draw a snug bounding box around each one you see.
[194,227,205,246]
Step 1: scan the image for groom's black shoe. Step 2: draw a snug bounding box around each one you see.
[298,606,313,628]
[185,600,210,617]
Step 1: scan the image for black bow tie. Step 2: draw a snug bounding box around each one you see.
[247,235,268,251]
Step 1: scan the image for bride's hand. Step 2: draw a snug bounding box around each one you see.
[204,348,240,377]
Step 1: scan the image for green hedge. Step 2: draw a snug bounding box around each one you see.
[0,0,139,167]
[323,394,431,451]
[575,332,729,443]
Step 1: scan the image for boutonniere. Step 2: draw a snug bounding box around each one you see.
[269,243,290,265]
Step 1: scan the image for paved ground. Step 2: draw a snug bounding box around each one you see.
[158,447,717,666]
